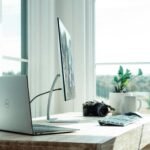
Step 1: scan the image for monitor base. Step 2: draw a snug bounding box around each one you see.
[48,118,79,123]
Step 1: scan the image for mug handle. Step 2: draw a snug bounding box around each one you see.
[136,98,142,111]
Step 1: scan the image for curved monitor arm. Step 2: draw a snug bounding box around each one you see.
[47,74,60,120]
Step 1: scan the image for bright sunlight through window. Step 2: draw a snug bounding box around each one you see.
[0,0,21,75]
[95,0,150,113]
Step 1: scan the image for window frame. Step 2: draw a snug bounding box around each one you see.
[21,0,28,74]
[84,0,96,100]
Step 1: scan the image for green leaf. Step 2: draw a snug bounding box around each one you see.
[138,69,143,76]
[114,76,119,83]
[123,80,129,86]
[114,86,118,92]
[125,69,131,76]
[118,66,123,76]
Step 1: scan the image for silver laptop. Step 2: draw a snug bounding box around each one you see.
[0,75,77,135]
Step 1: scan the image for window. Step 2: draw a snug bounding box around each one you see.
[0,0,27,76]
[95,0,150,113]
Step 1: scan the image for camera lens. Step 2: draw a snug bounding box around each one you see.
[97,104,109,117]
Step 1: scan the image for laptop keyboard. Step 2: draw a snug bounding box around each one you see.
[33,124,77,135]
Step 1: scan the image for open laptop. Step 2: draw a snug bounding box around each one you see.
[0,75,77,135]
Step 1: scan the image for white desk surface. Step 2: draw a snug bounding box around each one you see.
[0,112,150,150]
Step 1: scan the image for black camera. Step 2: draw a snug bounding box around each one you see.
[83,101,115,117]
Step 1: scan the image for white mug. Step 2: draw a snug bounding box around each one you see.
[120,96,142,114]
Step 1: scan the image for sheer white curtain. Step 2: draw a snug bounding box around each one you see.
[28,0,56,117]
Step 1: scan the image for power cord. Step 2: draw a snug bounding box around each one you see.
[30,88,62,103]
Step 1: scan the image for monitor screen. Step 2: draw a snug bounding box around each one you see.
[57,17,75,101]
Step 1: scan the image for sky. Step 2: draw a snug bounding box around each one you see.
[95,0,150,75]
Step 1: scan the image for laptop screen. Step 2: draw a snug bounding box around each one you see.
[0,75,33,134]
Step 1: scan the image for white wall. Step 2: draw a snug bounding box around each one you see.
[28,0,95,117]
[28,0,56,117]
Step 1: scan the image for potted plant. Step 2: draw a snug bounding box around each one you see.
[112,66,143,93]
[109,66,143,115]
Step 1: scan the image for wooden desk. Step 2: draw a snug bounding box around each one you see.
[0,112,150,150]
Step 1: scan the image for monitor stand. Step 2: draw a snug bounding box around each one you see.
[47,74,79,123]
[48,118,79,123]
